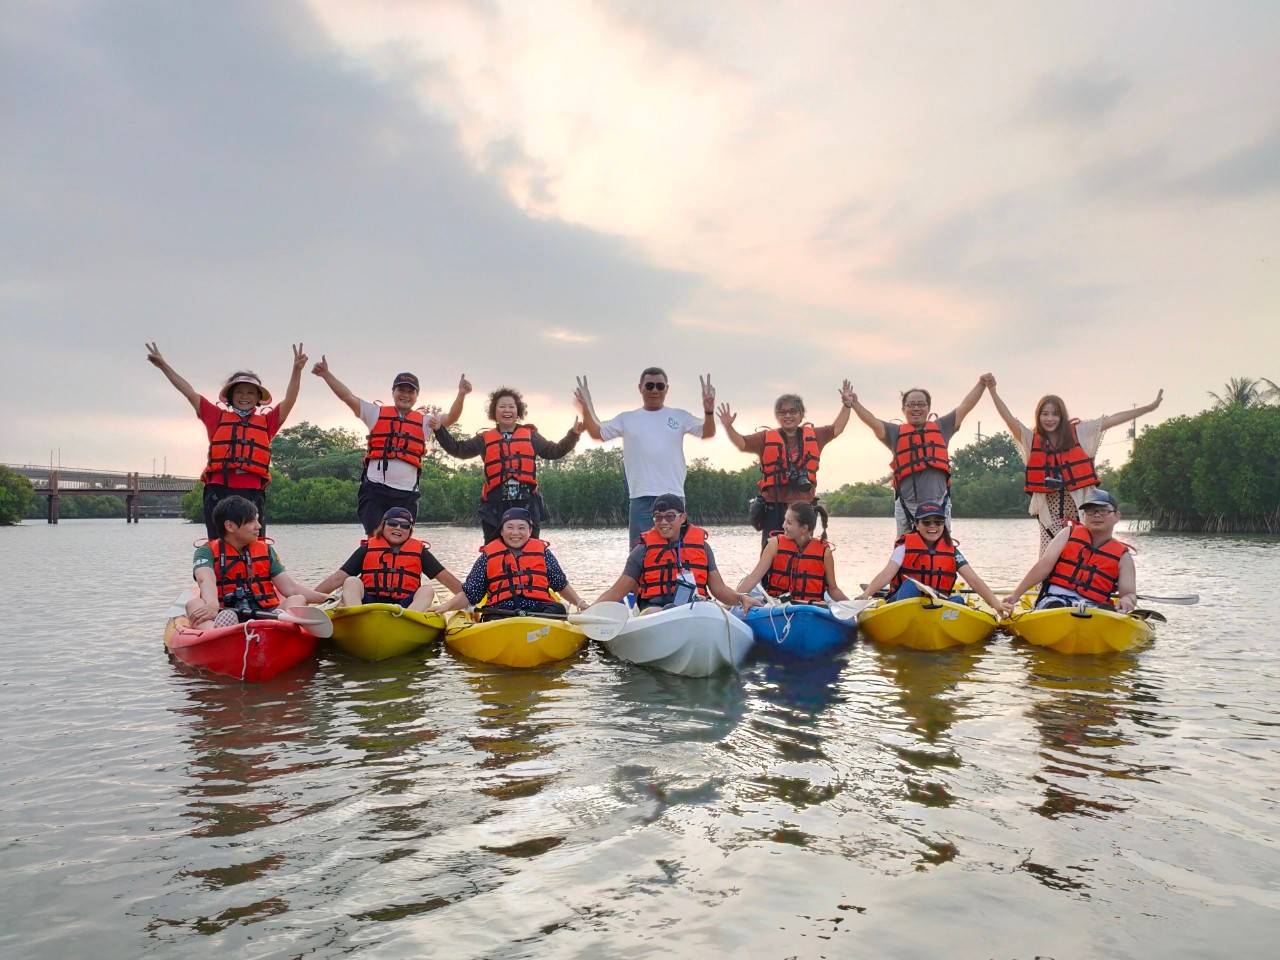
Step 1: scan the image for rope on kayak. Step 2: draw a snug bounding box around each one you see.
[240,621,261,681]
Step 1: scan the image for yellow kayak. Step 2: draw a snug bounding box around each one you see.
[326,604,446,661]
[444,611,586,668]
[1006,603,1154,654]
[857,595,998,651]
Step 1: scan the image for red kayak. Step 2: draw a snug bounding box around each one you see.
[164,615,317,682]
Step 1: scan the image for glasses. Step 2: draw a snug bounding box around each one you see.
[642,381,667,391]
[384,519,414,529]
[903,401,929,409]
[777,408,802,416]
[1081,506,1115,516]
[652,511,682,523]
[917,518,945,527]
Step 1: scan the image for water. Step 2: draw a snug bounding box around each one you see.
[1,518,1277,958]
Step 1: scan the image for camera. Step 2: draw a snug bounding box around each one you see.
[787,468,813,491]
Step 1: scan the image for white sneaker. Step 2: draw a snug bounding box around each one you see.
[212,608,239,628]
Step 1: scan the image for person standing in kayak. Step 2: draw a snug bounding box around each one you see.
[187,495,327,628]
[594,495,760,613]
[846,376,989,536]
[575,368,716,547]
[1003,489,1137,613]
[433,507,587,616]
[717,382,856,546]
[736,501,851,603]
[311,357,467,534]
[984,375,1163,552]
[856,500,1008,612]
[314,507,463,611]
[428,385,584,543]
[146,342,306,540]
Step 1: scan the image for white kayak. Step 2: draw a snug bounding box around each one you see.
[600,601,754,677]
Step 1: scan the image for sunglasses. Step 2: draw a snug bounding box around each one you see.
[642,382,667,391]
[384,519,414,530]
[917,518,945,526]
[652,511,683,522]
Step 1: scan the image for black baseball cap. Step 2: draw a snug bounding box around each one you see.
[392,372,420,390]
[652,494,686,514]
[914,500,947,520]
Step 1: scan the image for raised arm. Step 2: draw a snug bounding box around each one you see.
[146,343,201,414]
[717,403,749,452]
[440,374,471,429]
[983,374,1026,439]
[848,390,887,442]
[699,374,716,440]
[957,563,1008,616]
[736,538,780,592]
[1099,389,1163,432]
[310,355,362,418]
[574,376,603,441]
[951,374,988,428]
[830,380,855,437]
[532,424,583,460]
[276,343,308,423]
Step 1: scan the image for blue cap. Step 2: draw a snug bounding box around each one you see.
[501,507,533,525]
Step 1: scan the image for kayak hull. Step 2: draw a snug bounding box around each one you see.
[326,603,445,661]
[740,603,856,657]
[163,616,317,682]
[857,596,997,651]
[1007,605,1154,654]
[603,602,754,677]
[444,612,586,668]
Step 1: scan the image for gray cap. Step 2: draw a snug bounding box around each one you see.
[1079,488,1118,510]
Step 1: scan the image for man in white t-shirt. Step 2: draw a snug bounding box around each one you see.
[312,357,467,532]
[577,367,716,546]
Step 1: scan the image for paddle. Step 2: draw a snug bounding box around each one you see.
[905,576,942,603]
[1131,608,1167,622]
[828,598,871,621]
[984,589,1199,606]
[268,606,334,639]
[471,602,632,642]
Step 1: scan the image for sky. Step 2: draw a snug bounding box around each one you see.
[2,0,1277,485]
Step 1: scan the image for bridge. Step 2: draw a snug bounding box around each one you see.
[6,464,200,523]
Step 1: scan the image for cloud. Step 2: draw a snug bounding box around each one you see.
[542,328,596,344]
[1020,68,1130,127]
[1174,125,1280,197]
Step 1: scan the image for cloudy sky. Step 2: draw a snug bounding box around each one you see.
[3,0,1277,485]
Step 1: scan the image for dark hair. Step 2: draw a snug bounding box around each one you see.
[786,500,830,541]
[487,386,527,421]
[1033,394,1074,451]
[774,393,805,417]
[212,495,258,535]
[639,367,667,381]
[900,387,932,408]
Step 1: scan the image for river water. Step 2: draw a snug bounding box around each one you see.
[1,517,1277,959]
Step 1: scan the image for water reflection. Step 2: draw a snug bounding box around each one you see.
[1023,648,1166,821]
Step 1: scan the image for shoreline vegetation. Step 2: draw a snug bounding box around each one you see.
[6,383,1277,533]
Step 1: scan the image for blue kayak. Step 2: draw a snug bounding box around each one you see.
[740,603,857,657]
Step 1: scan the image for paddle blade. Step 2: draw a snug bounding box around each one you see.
[568,602,631,641]
[828,599,871,621]
[1137,594,1200,605]
[278,606,334,639]
[904,576,940,601]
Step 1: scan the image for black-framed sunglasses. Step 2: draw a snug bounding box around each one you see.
[642,381,667,391]
[917,518,945,527]
[652,510,682,523]
[384,519,414,530]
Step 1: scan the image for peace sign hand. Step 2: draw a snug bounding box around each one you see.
[145,342,166,368]
[700,374,715,412]
[291,342,308,372]
[575,375,598,420]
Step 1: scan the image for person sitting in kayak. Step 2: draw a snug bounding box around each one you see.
[433,507,587,616]
[594,495,761,613]
[983,375,1163,553]
[735,501,850,604]
[1002,489,1137,614]
[312,358,468,534]
[146,342,307,540]
[857,500,1008,613]
[187,495,327,629]
[717,382,856,547]
[313,507,463,611]
[428,384,584,543]
[844,377,989,536]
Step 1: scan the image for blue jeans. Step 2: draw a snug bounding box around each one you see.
[890,580,964,604]
[628,496,658,548]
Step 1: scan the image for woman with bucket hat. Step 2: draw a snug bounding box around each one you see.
[146,342,307,539]
[312,357,468,533]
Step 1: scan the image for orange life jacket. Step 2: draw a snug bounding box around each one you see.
[890,531,959,594]
[481,424,539,498]
[360,535,427,602]
[891,420,950,489]
[758,425,822,494]
[202,408,273,485]
[207,538,279,609]
[365,406,426,471]
[481,537,553,605]
[1025,421,1100,494]
[763,535,829,603]
[1045,522,1130,606]
[636,525,711,602]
